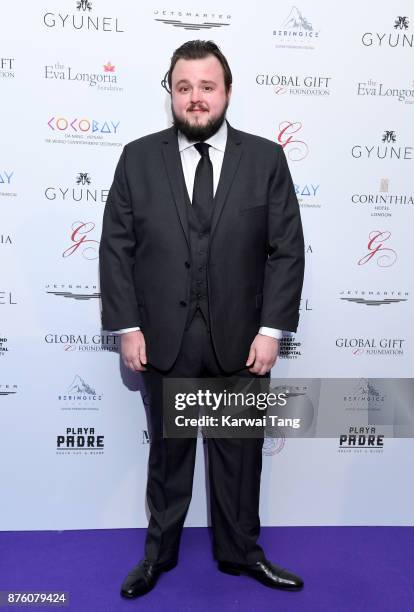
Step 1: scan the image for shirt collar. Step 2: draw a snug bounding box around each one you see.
[178,119,228,153]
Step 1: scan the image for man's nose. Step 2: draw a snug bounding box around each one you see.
[190,87,202,103]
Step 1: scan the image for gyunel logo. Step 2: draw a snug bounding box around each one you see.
[43,1,124,32]
[362,16,413,47]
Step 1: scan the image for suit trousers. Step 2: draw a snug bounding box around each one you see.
[141,307,268,567]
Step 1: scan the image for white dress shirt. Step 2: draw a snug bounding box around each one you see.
[115,121,282,340]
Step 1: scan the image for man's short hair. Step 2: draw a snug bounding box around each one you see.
[164,40,233,94]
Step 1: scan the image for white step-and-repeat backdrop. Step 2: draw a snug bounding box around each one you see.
[1,1,413,529]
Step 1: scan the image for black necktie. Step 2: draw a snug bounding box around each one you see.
[192,142,214,227]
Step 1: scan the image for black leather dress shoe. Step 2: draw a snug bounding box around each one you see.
[120,558,177,598]
[218,559,304,590]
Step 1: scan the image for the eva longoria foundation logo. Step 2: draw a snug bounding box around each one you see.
[357,78,414,105]
[153,8,231,30]
[44,61,122,93]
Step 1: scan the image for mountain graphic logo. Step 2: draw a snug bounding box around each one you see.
[282,6,313,31]
[67,375,96,395]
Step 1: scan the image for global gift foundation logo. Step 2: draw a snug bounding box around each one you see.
[335,337,405,357]
[43,1,124,33]
[273,6,320,50]
[361,16,412,48]
[256,73,330,96]
[44,332,118,352]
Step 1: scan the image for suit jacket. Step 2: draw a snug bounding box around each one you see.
[99,122,305,372]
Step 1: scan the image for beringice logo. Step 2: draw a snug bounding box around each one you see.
[153,9,231,31]
[58,375,103,410]
[357,231,397,267]
[62,221,100,260]
[277,121,309,161]
[273,7,319,50]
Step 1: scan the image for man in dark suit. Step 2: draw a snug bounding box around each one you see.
[99,40,305,598]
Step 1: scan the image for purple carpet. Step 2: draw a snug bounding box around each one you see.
[1,527,413,611]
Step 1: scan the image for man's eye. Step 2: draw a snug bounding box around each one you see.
[179,87,189,93]
[204,86,212,91]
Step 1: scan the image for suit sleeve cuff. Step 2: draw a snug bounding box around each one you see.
[258,327,283,340]
[112,327,141,334]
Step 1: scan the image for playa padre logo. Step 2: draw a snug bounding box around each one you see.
[338,426,384,453]
[44,60,122,93]
[56,426,105,455]
[361,16,413,48]
[153,8,231,31]
[44,172,109,205]
[43,1,124,33]
[273,6,320,50]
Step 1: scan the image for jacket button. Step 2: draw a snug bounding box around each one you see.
[179,300,187,307]
[184,261,190,268]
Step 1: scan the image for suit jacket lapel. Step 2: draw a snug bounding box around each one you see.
[161,127,190,247]
[210,122,242,239]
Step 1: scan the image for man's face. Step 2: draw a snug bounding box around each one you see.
[171,54,231,141]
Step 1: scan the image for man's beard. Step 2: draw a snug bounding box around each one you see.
[171,101,228,141]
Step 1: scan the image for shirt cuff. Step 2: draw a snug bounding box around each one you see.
[113,327,141,334]
[258,327,283,340]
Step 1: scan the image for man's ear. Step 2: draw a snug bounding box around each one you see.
[227,84,232,102]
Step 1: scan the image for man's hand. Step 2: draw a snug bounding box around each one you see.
[246,334,279,375]
[121,330,147,372]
